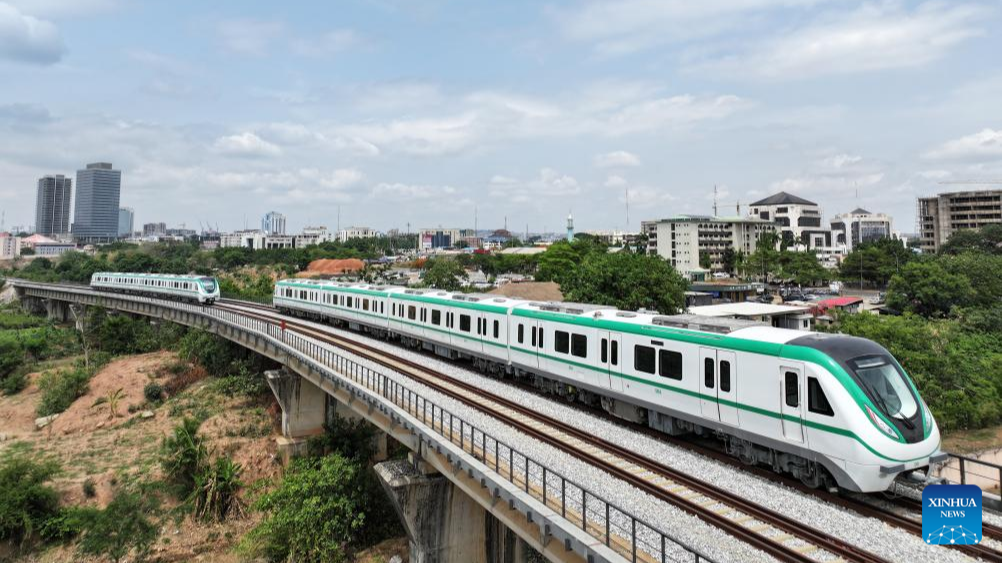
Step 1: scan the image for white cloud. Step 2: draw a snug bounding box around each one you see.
[923,129,1002,162]
[217,20,365,58]
[0,2,64,64]
[212,132,282,158]
[292,29,362,57]
[604,175,628,188]
[769,151,886,195]
[594,150,641,168]
[370,182,458,201]
[554,0,826,56]
[695,2,988,79]
[3,0,118,18]
[489,168,581,204]
[217,19,285,55]
[336,86,747,156]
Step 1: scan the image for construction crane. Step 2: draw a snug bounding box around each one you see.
[937,180,1002,185]
[712,185,743,217]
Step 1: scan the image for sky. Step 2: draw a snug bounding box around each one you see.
[1,0,1001,235]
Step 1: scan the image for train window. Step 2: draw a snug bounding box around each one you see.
[808,378,834,416]
[634,345,656,374]
[538,329,544,348]
[704,358,715,389]
[601,339,608,363]
[432,310,441,325]
[571,334,587,358]
[493,320,500,339]
[459,314,471,332]
[719,360,731,392]
[611,341,618,365]
[531,326,537,347]
[785,372,799,408]
[518,324,525,344]
[408,306,417,320]
[363,299,370,311]
[659,350,683,380]
[346,296,353,307]
[555,331,570,354]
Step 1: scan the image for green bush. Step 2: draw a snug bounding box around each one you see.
[1,369,27,395]
[242,454,368,563]
[36,367,92,417]
[143,382,164,404]
[0,455,61,546]
[74,489,158,563]
[307,417,379,461]
[159,417,208,496]
[190,456,244,522]
[82,478,96,499]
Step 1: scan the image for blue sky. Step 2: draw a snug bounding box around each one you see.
[2,0,1001,235]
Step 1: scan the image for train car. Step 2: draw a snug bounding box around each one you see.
[273,279,945,492]
[90,272,220,305]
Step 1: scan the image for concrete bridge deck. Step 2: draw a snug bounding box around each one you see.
[10,280,716,563]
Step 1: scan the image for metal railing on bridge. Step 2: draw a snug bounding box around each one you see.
[15,281,717,563]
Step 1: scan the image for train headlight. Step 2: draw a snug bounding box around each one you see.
[865,405,897,438]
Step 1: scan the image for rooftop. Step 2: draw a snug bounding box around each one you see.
[750,191,817,207]
[688,302,812,318]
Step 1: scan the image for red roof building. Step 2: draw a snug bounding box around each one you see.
[812,296,864,315]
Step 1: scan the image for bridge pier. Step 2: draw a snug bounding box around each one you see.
[45,298,70,322]
[376,458,530,563]
[266,368,388,462]
[265,368,327,461]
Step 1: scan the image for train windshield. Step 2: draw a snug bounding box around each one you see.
[849,355,918,420]
[200,278,217,292]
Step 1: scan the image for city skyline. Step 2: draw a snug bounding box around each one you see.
[2,1,1002,234]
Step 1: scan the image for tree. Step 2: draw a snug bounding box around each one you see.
[721,247,737,274]
[243,454,370,563]
[839,238,913,288]
[698,251,711,270]
[74,490,158,563]
[777,252,829,286]
[560,252,688,314]
[940,224,1002,255]
[886,259,975,317]
[743,232,781,281]
[421,259,467,291]
[0,455,60,546]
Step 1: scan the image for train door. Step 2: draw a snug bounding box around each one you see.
[716,350,738,426]
[780,365,805,443]
[699,348,719,420]
[598,332,622,391]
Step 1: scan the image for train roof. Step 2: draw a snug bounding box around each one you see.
[273,278,812,344]
[94,272,213,280]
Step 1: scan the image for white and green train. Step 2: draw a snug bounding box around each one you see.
[91,272,220,305]
[274,279,945,493]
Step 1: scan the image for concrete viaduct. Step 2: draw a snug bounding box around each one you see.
[10,280,711,563]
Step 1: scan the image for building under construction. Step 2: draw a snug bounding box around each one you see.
[918,188,1002,253]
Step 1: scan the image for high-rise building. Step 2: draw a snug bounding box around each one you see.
[748,192,832,249]
[118,207,135,237]
[918,190,1002,253]
[262,211,286,236]
[143,222,167,237]
[338,226,378,242]
[830,208,893,253]
[642,215,777,277]
[72,162,122,242]
[34,175,72,236]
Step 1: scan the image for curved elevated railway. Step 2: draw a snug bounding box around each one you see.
[216,300,897,563]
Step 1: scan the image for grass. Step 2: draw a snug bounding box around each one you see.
[942,426,1002,454]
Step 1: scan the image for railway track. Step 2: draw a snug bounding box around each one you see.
[216,300,891,563]
[219,298,1002,561]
